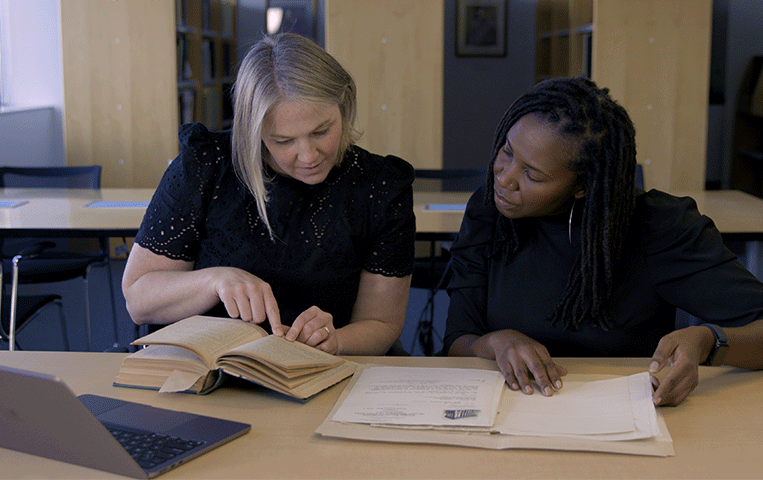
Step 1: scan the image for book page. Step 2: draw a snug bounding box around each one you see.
[121,345,209,375]
[221,335,343,371]
[221,359,357,400]
[331,366,505,428]
[131,316,268,367]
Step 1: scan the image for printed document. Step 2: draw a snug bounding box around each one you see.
[318,366,673,456]
[331,367,504,428]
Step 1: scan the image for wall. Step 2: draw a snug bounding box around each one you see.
[443,0,536,171]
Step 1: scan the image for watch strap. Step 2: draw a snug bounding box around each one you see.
[701,323,729,366]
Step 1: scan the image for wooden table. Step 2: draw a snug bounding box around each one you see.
[0,188,154,237]
[2,187,762,240]
[0,352,761,479]
[413,191,471,239]
[0,188,154,348]
[414,189,763,236]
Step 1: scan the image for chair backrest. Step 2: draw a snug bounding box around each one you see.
[414,168,486,192]
[635,164,644,190]
[0,166,101,189]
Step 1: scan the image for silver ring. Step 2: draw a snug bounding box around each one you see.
[324,326,330,335]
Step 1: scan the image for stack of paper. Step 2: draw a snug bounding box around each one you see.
[317,366,673,456]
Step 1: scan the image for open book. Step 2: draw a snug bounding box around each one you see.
[113,316,357,400]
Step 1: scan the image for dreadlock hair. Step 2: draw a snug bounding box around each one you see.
[485,77,637,330]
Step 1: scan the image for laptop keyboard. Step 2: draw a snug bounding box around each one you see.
[106,425,204,469]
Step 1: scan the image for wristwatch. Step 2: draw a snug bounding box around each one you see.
[701,323,729,366]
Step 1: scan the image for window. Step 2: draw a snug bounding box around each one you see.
[0,1,7,107]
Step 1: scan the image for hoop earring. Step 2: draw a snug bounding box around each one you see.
[568,198,578,244]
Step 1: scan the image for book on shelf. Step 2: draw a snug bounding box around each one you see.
[203,87,221,130]
[179,89,196,125]
[221,0,235,38]
[113,315,357,400]
[176,34,191,81]
[201,0,211,31]
[221,42,232,78]
[202,39,215,83]
[175,0,187,27]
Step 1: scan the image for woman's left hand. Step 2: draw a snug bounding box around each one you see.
[649,326,714,406]
[284,306,338,354]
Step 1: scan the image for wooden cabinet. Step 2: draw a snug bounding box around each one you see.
[176,0,237,131]
[535,0,712,193]
[324,0,444,170]
[60,0,179,188]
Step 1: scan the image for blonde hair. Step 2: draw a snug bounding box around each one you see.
[231,33,360,238]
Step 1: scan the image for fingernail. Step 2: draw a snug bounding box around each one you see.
[554,380,562,389]
[649,361,659,372]
[523,386,533,394]
[544,386,552,396]
[653,396,661,405]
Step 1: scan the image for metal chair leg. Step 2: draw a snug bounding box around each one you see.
[101,238,120,346]
[83,274,92,352]
[9,254,21,351]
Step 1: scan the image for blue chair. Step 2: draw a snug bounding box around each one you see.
[0,166,118,351]
[1,242,68,350]
[635,164,644,190]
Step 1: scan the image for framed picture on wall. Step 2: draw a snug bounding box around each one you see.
[456,0,506,57]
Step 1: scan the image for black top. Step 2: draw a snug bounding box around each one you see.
[135,123,415,328]
[444,186,763,356]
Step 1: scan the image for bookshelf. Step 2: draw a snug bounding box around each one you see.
[176,0,237,131]
[535,0,592,82]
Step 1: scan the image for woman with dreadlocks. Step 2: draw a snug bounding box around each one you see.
[444,77,763,406]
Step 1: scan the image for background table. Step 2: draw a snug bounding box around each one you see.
[414,189,763,278]
[3,187,762,240]
[0,188,154,349]
[1,352,761,479]
[0,188,153,237]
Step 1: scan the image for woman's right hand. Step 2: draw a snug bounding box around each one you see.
[211,267,285,336]
[486,329,567,396]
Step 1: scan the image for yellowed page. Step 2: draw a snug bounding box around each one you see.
[131,316,268,367]
[216,358,319,387]
[222,359,358,400]
[222,335,343,371]
[120,345,209,376]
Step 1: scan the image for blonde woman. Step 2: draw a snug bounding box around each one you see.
[123,34,414,355]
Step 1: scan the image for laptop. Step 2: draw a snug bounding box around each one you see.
[0,365,251,478]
